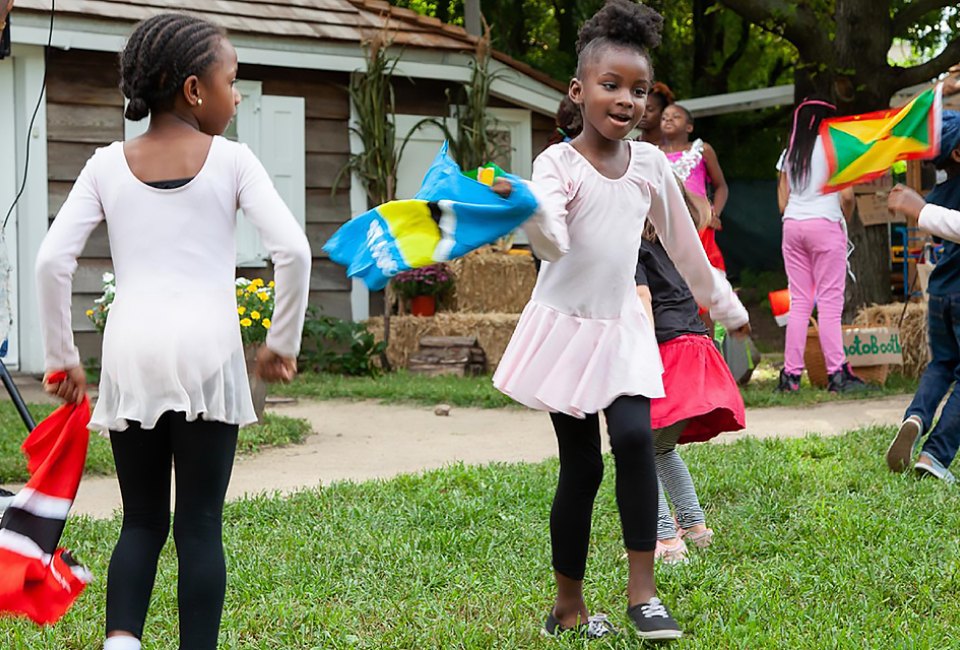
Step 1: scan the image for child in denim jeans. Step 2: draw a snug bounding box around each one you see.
[886,110,960,480]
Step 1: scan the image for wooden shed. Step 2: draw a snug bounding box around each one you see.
[0,0,564,372]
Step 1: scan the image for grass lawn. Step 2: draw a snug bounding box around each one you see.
[0,404,311,484]
[5,425,956,648]
[273,362,918,410]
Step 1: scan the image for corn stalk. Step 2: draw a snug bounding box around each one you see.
[335,29,400,370]
[427,20,511,172]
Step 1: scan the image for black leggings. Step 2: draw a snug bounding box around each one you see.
[106,412,238,649]
[549,395,657,580]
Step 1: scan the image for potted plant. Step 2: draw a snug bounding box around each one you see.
[390,263,454,316]
[235,277,276,422]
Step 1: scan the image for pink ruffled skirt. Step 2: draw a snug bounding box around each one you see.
[492,300,665,418]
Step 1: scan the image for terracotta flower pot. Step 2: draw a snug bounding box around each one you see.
[410,295,436,317]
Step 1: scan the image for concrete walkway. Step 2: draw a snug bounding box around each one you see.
[1,375,911,519]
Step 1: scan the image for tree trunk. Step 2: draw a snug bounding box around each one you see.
[845,217,892,321]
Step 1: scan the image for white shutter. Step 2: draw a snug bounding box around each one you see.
[259,95,306,227]
[233,80,264,266]
[236,94,306,267]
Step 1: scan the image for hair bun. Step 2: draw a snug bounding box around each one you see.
[576,0,663,55]
[125,97,150,121]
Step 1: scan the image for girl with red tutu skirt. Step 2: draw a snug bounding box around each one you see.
[635,214,746,564]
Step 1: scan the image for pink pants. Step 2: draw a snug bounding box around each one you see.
[782,218,847,375]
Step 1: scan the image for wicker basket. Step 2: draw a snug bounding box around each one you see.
[804,319,889,387]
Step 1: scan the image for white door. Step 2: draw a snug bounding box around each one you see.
[394,115,452,200]
[0,57,17,367]
[1,45,48,372]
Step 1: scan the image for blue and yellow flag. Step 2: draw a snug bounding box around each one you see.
[323,142,538,290]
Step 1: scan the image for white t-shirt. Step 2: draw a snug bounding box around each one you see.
[35,136,312,432]
[776,136,844,222]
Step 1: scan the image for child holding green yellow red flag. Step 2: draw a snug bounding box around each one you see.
[885,109,960,481]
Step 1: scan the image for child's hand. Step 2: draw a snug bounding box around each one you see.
[943,63,960,97]
[730,323,752,340]
[887,184,926,221]
[710,209,722,230]
[255,346,298,383]
[43,366,87,405]
[491,178,513,198]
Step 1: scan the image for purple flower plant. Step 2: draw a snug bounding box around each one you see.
[392,263,454,298]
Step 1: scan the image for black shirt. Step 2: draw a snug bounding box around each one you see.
[635,237,709,344]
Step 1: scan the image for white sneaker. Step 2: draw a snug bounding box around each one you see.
[886,415,923,472]
[915,453,956,484]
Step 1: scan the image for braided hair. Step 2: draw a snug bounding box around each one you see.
[575,0,663,79]
[119,13,226,121]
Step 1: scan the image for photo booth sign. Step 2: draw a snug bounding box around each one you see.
[843,327,903,366]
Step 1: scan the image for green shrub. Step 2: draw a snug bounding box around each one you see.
[300,308,385,376]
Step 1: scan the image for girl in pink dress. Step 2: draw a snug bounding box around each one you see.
[660,104,729,273]
[493,0,749,640]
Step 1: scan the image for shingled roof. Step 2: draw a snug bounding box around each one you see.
[14,0,566,90]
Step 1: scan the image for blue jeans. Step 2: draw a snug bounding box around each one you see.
[905,294,960,468]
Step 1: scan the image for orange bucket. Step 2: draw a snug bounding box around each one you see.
[768,289,791,327]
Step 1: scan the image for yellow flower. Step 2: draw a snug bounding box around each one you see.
[86,309,94,317]
[240,318,252,327]
[236,289,243,297]
[268,281,275,288]
[246,284,257,293]
[258,292,269,302]
[252,278,264,287]
[251,311,261,320]
[262,318,271,329]
[237,306,246,315]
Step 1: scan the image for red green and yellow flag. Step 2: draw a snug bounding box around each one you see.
[820,85,943,192]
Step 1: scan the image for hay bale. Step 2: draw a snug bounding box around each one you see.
[365,313,521,370]
[853,302,928,378]
[447,247,536,314]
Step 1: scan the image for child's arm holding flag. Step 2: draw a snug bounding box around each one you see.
[888,184,960,244]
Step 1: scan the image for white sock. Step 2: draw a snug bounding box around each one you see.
[103,636,141,650]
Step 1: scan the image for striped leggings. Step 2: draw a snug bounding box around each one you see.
[655,420,706,540]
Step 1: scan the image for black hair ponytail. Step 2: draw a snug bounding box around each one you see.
[785,98,837,191]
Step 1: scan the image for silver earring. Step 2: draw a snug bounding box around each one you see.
[197,98,203,107]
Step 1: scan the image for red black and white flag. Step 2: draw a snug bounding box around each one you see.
[0,395,93,625]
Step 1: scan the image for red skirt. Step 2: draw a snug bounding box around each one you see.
[699,227,726,273]
[651,334,745,444]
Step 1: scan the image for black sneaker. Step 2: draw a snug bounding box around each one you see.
[542,610,618,639]
[627,597,683,640]
[775,369,801,393]
[828,363,873,393]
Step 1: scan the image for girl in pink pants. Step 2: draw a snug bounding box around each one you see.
[776,99,867,393]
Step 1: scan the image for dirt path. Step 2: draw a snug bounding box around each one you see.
[59,394,911,519]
